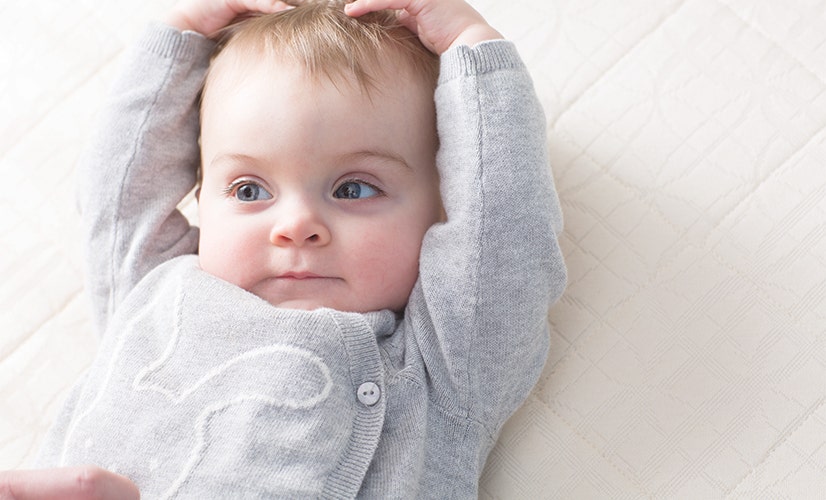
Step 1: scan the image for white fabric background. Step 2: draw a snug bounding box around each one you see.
[2,0,825,497]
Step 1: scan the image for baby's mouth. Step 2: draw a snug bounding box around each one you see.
[276,272,327,280]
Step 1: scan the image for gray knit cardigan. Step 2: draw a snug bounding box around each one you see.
[36,24,566,499]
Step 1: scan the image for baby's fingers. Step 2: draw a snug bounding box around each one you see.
[344,0,424,18]
[345,0,500,54]
[167,0,294,35]
[396,9,419,35]
[345,0,421,37]
[234,0,294,15]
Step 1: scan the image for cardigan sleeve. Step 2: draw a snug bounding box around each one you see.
[76,24,213,335]
[408,40,567,433]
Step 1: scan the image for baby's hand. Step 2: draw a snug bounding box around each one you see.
[344,0,502,54]
[166,0,294,36]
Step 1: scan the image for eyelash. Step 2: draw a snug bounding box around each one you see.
[335,178,384,197]
[222,179,258,197]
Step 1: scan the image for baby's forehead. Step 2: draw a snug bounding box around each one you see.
[207,42,434,100]
[200,47,439,148]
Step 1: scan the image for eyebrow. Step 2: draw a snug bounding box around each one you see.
[209,153,260,169]
[208,150,412,170]
[337,149,412,171]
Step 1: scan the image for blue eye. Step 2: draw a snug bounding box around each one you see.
[334,181,381,200]
[231,182,272,202]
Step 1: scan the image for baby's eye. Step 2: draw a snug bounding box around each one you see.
[333,181,381,200]
[230,181,272,202]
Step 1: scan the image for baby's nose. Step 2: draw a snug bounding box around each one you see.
[269,200,331,247]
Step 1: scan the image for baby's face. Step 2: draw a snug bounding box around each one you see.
[197,59,441,312]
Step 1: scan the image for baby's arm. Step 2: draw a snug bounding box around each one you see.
[79,0,293,334]
[76,24,209,334]
[351,0,566,429]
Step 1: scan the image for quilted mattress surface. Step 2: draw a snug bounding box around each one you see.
[2,0,825,497]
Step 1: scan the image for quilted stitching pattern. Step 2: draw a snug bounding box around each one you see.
[1,0,824,497]
[478,0,826,496]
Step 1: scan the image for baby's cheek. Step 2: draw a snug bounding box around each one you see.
[381,244,423,311]
[198,234,241,286]
[197,247,224,281]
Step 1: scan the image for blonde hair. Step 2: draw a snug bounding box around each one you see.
[204,0,439,94]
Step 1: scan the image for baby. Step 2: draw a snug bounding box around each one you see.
[8,0,566,497]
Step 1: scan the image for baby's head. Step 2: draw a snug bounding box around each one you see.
[197,0,442,313]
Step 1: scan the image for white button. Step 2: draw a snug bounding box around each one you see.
[357,382,381,406]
